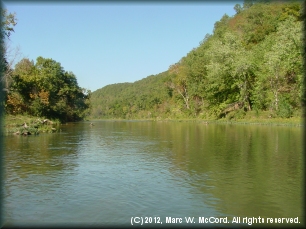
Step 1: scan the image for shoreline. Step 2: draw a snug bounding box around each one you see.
[3,115,61,136]
[3,114,302,136]
[86,117,303,127]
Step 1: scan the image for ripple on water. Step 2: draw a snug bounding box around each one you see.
[3,121,303,224]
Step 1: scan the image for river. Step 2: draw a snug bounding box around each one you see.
[3,120,304,227]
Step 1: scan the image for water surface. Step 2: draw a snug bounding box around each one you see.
[3,121,304,226]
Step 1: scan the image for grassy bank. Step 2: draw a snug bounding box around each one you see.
[88,110,304,127]
[89,117,303,127]
[4,112,302,137]
[3,114,61,136]
[212,110,303,126]
[193,118,303,127]
[88,112,303,127]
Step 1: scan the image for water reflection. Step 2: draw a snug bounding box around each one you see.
[4,121,303,225]
[155,122,302,220]
[5,131,79,177]
[86,121,303,220]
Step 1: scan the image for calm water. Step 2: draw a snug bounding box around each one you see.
[3,121,304,227]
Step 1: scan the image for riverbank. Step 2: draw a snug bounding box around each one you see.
[3,115,61,136]
[211,117,303,126]
[88,116,303,127]
[4,113,302,136]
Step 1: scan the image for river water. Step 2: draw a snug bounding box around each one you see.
[3,121,304,227]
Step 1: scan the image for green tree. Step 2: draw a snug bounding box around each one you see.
[1,8,18,97]
[262,17,302,115]
[167,61,191,110]
[5,58,35,113]
[88,1,303,121]
[7,57,90,122]
[234,4,243,14]
[204,32,242,116]
[1,9,17,39]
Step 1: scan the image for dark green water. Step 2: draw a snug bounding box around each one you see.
[3,121,304,227]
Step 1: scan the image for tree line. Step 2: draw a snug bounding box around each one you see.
[89,1,304,120]
[1,8,91,122]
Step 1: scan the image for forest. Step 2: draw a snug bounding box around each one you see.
[1,9,91,123]
[1,1,304,123]
[89,1,304,121]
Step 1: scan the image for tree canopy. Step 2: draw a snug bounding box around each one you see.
[89,1,304,120]
[1,8,91,122]
[6,57,91,122]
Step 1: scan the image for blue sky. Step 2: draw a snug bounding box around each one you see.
[3,1,242,92]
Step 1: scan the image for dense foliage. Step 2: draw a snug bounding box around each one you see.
[5,57,91,122]
[90,71,171,119]
[89,1,304,120]
[1,8,91,122]
[1,8,18,126]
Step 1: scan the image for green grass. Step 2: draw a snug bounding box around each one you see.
[87,116,303,126]
[3,114,61,136]
[87,109,303,126]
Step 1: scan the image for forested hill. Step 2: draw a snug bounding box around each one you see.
[90,71,171,119]
[89,1,304,120]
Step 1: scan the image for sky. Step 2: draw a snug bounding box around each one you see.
[3,1,242,92]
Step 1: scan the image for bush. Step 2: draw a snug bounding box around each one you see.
[277,97,293,118]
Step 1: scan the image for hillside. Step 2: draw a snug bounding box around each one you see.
[89,1,304,121]
[90,71,171,119]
